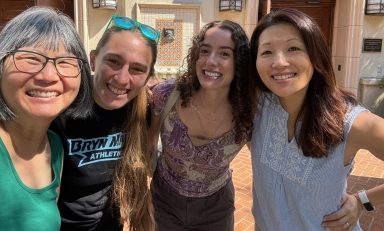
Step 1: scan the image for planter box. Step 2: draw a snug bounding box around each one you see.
[358,77,384,118]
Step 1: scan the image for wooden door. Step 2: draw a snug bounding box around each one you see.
[0,0,35,28]
[0,0,74,29]
[258,0,271,21]
[259,0,336,47]
[37,0,74,21]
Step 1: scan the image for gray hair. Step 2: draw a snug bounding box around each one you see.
[0,6,93,120]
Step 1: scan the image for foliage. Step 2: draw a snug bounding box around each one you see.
[379,76,384,89]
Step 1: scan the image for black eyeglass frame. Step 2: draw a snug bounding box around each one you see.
[4,50,87,78]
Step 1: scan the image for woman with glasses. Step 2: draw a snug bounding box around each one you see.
[0,7,93,231]
[50,15,159,231]
[148,20,253,230]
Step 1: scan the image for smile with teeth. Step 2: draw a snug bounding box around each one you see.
[27,90,59,98]
[204,70,221,79]
[272,73,295,80]
[107,84,128,95]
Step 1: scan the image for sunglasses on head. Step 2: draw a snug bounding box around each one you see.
[105,15,161,44]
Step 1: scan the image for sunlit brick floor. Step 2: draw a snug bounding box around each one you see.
[231,147,254,231]
[231,148,384,231]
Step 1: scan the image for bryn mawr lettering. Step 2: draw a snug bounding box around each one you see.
[68,132,125,154]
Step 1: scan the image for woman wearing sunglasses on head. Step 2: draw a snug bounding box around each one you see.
[50,15,159,231]
[0,7,93,231]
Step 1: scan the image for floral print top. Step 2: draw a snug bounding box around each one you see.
[151,79,250,197]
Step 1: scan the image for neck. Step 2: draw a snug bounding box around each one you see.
[0,120,50,158]
[193,88,231,113]
[279,95,305,141]
[279,95,305,120]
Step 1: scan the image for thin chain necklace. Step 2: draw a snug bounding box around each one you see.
[192,97,229,122]
[196,113,226,140]
[192,99,229,140]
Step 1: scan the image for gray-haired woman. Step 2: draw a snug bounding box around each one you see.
[0,6,93,231]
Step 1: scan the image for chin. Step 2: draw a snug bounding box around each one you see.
[110,101,130,110]
[29,112,59,121]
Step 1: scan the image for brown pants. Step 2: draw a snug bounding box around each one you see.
[151,172,235,231]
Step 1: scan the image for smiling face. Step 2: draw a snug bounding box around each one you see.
[196,27,235,91]
[256,23,314,102]
[90,30,152,110]
[0,43,81,121]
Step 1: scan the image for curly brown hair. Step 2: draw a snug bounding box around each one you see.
[176,20,253,143]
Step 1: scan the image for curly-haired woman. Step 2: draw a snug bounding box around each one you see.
[148,20,253,231]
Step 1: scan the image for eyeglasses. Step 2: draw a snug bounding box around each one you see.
[5,50,85,78]
[105,15,161,44]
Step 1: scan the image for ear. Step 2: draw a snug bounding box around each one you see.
[89,50,96,72]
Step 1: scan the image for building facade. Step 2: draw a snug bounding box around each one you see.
[1,0,383,102]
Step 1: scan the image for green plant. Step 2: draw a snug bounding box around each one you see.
[379,76,384,89]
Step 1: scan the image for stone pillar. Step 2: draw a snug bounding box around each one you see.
[74,1,90,55]
[244,0,259,38]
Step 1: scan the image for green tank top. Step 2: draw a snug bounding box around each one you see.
[0,130,63,231]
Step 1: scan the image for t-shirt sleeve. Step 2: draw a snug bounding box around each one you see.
[150,78,176,117]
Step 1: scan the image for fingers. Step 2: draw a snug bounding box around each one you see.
[147,86,154,99]
[323,194,351,222]
[345,222,351,230]
[338,193,349,207]
[322,194,362,230]
[322,214,355,230]
[146,77,160,89]
[146,77,166,90]
[322,219,357,230]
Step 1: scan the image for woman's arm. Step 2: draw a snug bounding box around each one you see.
[346,111,384,207]
[322,111,384,230]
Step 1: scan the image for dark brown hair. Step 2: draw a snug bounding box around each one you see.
[176,20,253,143]
[249,8,358,157]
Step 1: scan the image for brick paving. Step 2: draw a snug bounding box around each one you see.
[231,148,384,231]
[231,147,254,231]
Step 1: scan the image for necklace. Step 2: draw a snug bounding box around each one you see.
[196,113,226,140]
[192,97,229,122]
[192,99,230,140]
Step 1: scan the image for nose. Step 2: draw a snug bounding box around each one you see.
[206,53,218,66]
[114,65,131,85]
[36,61,60,82]
[272,52,289,69]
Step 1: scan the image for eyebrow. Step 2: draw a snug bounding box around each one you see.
[260,37,302,47]
[105,52,149,70]
[132,62,149,71]
[27,49,74,57]
[201,43,234,51]
[287,38,301,42]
